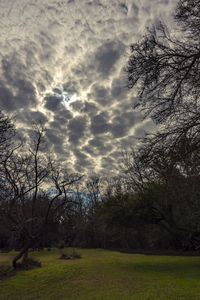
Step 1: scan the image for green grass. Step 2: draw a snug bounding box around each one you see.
[1,248,200,300]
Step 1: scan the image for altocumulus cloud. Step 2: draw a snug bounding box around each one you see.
[0,0,177,175]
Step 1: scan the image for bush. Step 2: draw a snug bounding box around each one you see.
[16,257,41,270]
[71,249,82,259]
[59,253,70,260]
[59,249,82,260]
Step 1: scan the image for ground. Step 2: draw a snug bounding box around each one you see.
[0,248,200,300]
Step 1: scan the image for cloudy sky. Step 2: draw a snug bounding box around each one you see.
[0,0,177,176]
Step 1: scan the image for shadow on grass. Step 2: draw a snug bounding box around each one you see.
[119,259,200,280]
[0,257,41,281]
[120,249,200,256]
[0,265,16,281]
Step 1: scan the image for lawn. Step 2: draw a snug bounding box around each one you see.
[0,248,200,300]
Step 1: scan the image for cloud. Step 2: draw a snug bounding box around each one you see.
[111,75,127,99]
[68,115,88,146]
[44,94,63,111]
[0,54,37,111]
[95,40,125,77]
[16,110,48,125]
[88,135,113,155]
[81,101,99,115]
[0,0,177,176]
[49,109,73,129]
[90,112,111,135]
[89,84,112,107]
[110,111,141,138]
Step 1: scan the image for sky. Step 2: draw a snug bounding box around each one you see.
[0,0,177,177]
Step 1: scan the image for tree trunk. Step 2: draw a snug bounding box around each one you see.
[12,247,29,269]
[22,248,29,262]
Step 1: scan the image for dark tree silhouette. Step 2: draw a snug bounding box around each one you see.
[175,0,200,37]
[0,125,83,268]
[0,110,14,160]
[122,0,200,250]
[126,0,200,123]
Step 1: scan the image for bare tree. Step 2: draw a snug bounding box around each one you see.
[175,0,200,38]
[0,126,83,268]
[86,175,101,208]
[0,110,14,161]
[126,1,200,123]
[123,0,200,249]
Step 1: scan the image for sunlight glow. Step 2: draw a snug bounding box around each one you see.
[36,70,90,118]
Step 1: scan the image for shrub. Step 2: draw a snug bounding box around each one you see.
[16,257,41,270]
[59,249,82,260]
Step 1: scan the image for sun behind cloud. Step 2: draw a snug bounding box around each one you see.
[0,0,177,176]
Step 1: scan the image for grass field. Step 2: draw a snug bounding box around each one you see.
[0,248,200,300]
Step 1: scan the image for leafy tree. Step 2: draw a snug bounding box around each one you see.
[122,123,200,250]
